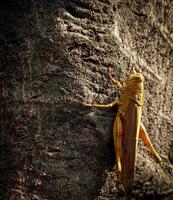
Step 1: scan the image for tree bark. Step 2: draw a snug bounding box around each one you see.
[1,0,173,200]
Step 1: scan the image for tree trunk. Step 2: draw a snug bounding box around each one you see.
[1,1,173,199]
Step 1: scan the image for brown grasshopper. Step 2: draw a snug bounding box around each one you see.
[82,68,162,191]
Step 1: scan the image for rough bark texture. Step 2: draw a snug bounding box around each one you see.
[1,0,173,200]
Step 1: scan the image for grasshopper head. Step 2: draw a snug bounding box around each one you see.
[125,72,144,96]
[125,71,144,84]
[124,72,144,104]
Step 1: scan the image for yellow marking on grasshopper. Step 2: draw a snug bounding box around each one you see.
[82,68,162,191]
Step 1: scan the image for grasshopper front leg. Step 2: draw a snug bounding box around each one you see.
[108,68,123,91]
[139,123,162,163]
[82,99,119,108]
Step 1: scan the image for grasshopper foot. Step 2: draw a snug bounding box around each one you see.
[154,155,162,163]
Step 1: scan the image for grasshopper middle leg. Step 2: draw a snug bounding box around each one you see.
[113,114,122,172]
[82,99,119,108]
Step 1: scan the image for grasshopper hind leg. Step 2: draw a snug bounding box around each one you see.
[139,123,162,163]
[113,114,122,172]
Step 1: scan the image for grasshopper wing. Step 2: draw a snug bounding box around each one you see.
[120,101,142,191]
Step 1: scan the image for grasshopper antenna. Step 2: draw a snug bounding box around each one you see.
[130,65,137,74]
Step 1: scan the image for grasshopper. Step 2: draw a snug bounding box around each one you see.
[82,68,162,191]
